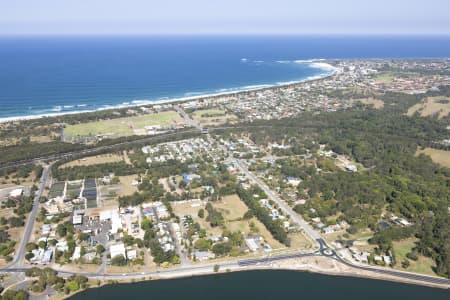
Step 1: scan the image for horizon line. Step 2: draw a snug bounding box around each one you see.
[1,32,450,37]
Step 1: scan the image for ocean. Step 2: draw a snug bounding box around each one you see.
[69,270,450,300]
[0,35,450,120]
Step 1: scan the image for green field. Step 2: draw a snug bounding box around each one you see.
[192,109,237,125]
[193,109,226,118]
[64,111,183,138]
[393,238,436,276]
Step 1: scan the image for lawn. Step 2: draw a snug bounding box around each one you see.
[393,238,436,276]
[416,147,450,168]
[64,111,184,138]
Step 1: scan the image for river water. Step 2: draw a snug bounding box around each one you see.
[69,270,449,300]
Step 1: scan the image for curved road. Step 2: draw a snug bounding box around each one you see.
[0,126,448,290]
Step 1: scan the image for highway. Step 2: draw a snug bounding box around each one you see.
[0,129,203,170]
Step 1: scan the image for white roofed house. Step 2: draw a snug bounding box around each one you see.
[73,214,83,225]
[9,188,24,199]
[110,243,126,259]
[72,246,81,261]
[110,209,123,234]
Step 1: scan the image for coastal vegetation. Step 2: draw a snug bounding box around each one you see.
[223,88,450,277]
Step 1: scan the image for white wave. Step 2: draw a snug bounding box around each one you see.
[63,105,74,109]
[241,84,272,90]
[77,104,87,107]
[131,100,152,105]
[51,106,62,112]
[294,58,326,64]
[184,92,204,97]
[240,58,248,62]
[276,60,291,64]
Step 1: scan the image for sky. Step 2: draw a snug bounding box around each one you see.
[0,0,449,35]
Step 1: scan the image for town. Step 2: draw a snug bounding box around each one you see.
[0,59,449,298]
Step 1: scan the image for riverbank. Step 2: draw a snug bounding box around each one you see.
[50,254,449,300]
[0,61,338,124]
[61,260,449,300]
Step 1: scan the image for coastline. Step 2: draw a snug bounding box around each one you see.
[0,61,338,124]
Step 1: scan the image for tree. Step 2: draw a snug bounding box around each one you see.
[78,232,89,242]
[0,230,9,244]
[96,244,105,255]
[401,259,410,269]
[111,254,127,266]
[197,208,205,218]
[213,264,220,272]
[38,240,47,249]
[194,238,212,251]
[56,224,67,237]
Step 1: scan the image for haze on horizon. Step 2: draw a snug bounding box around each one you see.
[0,0,449,35]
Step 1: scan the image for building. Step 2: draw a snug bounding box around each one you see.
[345,165,358,172]
[9,188,23,199]
[110,243,126,259]
[73,214,83,225]
[245,237,260,252]
[182,173,201,184]
[72,246,81,261]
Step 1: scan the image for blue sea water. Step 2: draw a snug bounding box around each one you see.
[0,35,450,120]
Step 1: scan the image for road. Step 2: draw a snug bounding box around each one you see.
[1,119,449,290]
[174,105,201,129]
[9,165,51,268]
[233,159,322,241]
[0,129,203,170]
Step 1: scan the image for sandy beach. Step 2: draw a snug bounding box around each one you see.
[0,61,338,124]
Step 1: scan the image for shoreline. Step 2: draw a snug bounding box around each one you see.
[0,61,338,124]
[60,261,449,300]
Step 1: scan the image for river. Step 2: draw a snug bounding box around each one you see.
[69,270,449,300]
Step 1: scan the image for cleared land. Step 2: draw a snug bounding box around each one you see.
[59,153,126,168]
[354,98,384,109]
[64,111,184,138]
[114,175,139,197]
[407,96,450,119]
[172,195,285,249]
[393,238,436,276]
[416,147,450,168]
[373,71,418,83]
[373,72,397,83]
[192,109,238,126]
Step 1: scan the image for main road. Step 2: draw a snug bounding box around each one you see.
[9,165,51,268]
[1,117,449,289]
[233,158,322,241]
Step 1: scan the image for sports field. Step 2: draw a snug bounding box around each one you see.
[64,111,184,138]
